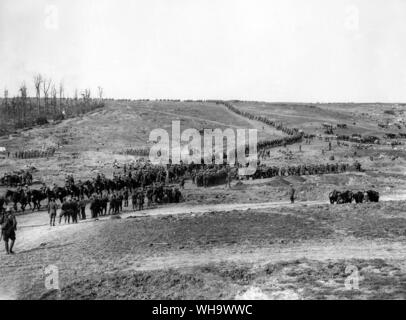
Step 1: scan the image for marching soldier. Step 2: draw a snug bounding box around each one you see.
[48,198,58,226]
[203,173,208,188]
[123,187,129,207]
[137,190,144,211]
[117,192,123,212]
[173,188,182,203]
[179,177,185,190]
[1,207,17,254]
[70,198,79,223]
[59,198,70,224]
[226,169,232,189]
[108,194,116,215]
[79,196,87,220]
[289,185,296,204]
[132,192,138,210]
[90,196,99,218]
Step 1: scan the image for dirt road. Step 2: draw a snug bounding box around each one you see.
[1,193,405,300]
[10,190,406,253]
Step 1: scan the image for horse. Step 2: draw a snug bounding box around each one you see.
[352,191,364,204]
[5,189,29,212]
[0,196,8,213]
[53,187,68,203]
[30,189,47,211]
[338,190,353,204]
[365,190,379,202]
[66,184,81,198]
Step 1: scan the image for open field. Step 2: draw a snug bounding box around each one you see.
[1,100,406,300]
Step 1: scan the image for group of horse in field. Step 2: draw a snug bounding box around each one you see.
[329,189,379,204]
[1,188,51,212]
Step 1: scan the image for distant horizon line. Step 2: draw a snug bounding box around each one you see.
[1,97,404,105]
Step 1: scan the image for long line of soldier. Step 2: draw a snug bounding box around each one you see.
[385,133,406,139]
[1,158,363,213]
[2,161,229,211]
[251,162,361,179]
[214,101,304,151]
[117,148,150,156]
[335,134,380,144]
[1,178,184,216]
[117,100,306,159]
[49,184,184,226]
[12,148,56,159]
[191,161,362,187]
[193,166,235,187]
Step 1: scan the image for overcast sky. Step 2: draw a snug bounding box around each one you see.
[0,0,405,102]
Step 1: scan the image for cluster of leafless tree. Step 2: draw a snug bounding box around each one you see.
[0,74,105,130]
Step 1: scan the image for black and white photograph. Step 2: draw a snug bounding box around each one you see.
[0,0,406,303]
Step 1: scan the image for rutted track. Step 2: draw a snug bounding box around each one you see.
[10,191,406,252]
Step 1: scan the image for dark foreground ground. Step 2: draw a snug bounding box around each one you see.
[1,200,405,300]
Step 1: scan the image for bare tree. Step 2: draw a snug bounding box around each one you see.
[81,88,91,99]
[98,86,103,100]
[42,78,52,114]
[19,82,28,125]
[58,81,64,112]
[33,74,43,115]
[19,83,27,99]
[51,84,57,114]
[4,88,9,113]
[81,89,91,113]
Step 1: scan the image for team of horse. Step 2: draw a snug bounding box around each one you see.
[329,189,379,204]
[0,168,184,212]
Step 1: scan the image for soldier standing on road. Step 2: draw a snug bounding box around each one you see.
[203,173,208,188]
[132,192,138,210]
[0,207,17,254]
[48,198,58,226]
[123,187,129,207]
[226,169,232,189]
[289,185,296,204]
[90,196,98,218]
[138,190,144,211]
[59,198,70,224]
[79,196,87,220]
[179,177,185,190]
[70,198,79,223]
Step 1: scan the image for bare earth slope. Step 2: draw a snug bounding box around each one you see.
[1,101,406,299]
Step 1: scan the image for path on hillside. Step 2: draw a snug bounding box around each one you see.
[126,238,406,272]
[218,102,287,137]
